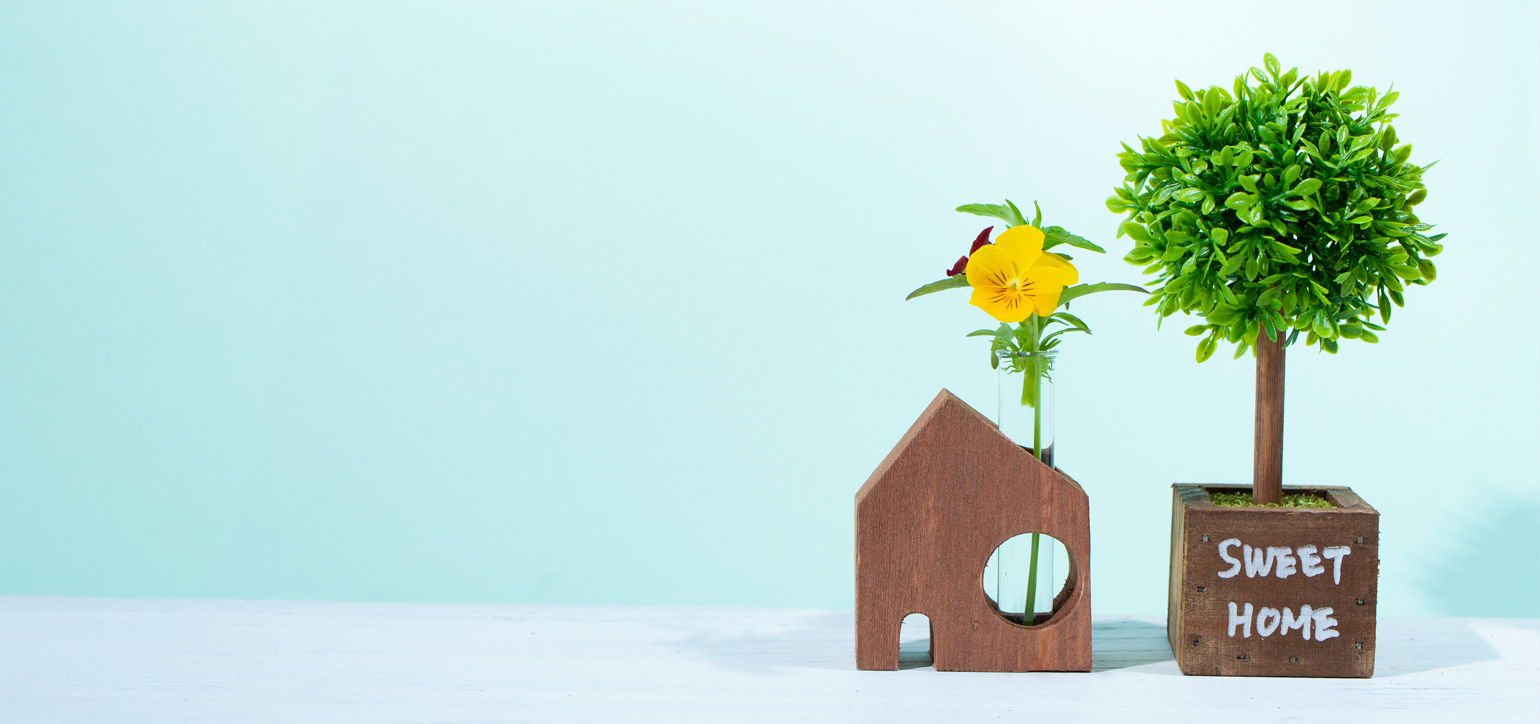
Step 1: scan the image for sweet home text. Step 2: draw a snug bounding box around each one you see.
[1215,538,1352,642]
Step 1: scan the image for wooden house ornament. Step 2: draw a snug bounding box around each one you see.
[855,389,1091,672]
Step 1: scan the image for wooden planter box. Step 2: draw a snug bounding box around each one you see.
[1167,484,1379,677]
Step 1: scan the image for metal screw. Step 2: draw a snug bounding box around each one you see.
[1355,642,1363,650]
[1192,638,1200,647]
[1356,599,1365,606]
[1356,536,1365,544]
[1201,535,1210,542]
[1237,654,1247,660]
[1197,586,1206,592]
[1290,657,1299,662]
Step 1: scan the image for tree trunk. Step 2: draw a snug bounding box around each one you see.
[1252,330,1285,505]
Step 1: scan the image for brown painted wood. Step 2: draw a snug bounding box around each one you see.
[1253,333,1286,506]
[1167,484,1379,678]
[855,389,1091,672]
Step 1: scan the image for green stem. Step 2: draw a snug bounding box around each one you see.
[1025,315,1044,463]
[1032,373,1042,462]
[1019,316,1047,625]
[1024,532,1040,626]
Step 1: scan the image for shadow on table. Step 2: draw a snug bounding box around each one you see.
[1091,618,1175,673]
[666,606,1516,678]
[890,617,1179,673]
[669,611,1184,674]
[668,609,856,674]
[1374,618,1504,677]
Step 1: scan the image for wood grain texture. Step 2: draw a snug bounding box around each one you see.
[1252,334,1286,505]
[1168,484,1379,677]
[855,389,1091,672]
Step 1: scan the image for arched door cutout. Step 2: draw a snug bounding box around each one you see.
[897,613,932,669]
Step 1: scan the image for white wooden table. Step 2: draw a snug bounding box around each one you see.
[1,596,1534,722]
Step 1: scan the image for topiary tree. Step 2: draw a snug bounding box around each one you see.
[1107,54,1444,504]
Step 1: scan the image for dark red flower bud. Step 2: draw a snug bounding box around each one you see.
[945,227,995,277]
[969,226,994,254]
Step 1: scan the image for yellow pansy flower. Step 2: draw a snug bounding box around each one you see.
[964,225,1078,323]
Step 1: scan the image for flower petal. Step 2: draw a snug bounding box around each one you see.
[1032,251,1080,286]
[992,225,1045,267]
[970,284,1034,323]
[1024,267,1066,316]
[963,244,1011,290]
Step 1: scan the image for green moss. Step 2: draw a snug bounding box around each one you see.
[1209,491,1334,508]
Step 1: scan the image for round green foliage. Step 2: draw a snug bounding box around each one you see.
[1107,54,1444,361]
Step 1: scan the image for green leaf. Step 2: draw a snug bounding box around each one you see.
[1220,254,1245,276]
[1041,327,1090,346]
[905,275,970,300]
[1313,311,1333,338]
[1120,222,1154,244]
[1052,311,1091,330]
[1202,89,1221,118]
[1175,79,1194,101]
[1057,282,1150,308]
[1268,240,1301,263]
[1196,336,1217,362]
[1184,325,1209,336]
[1240,203,1264,226]
[1263,53,1281,78]
[1042,226,1107,253]
[1007,199,1029,227]
[1174,188,1205,203]
[965,329,997,338]
[956,202,1025,227]
[1417,258,1437,281]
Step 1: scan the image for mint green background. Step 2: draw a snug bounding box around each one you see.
[2,1,1536,617]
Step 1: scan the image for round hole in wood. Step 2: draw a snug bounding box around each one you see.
[981,532,1074,626]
